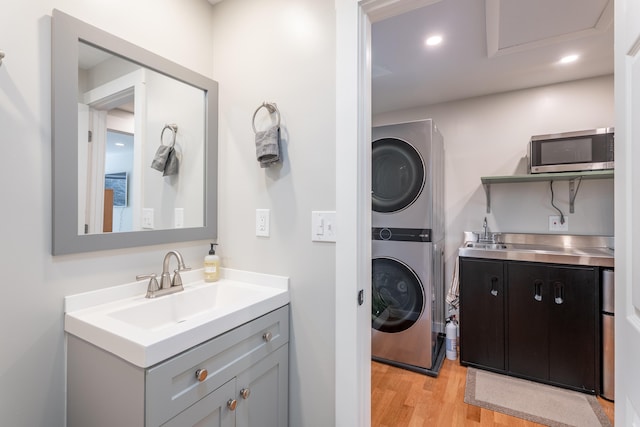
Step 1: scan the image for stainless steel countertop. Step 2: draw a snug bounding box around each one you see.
[458,232,614,268]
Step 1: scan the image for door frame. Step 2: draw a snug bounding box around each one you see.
[613,0,640,423]
[335,1,443,425]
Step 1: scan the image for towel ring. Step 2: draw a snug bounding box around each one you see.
[252,102,280,133]
[161,124,178,147]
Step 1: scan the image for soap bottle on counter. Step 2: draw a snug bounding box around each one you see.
[204,243,220,282]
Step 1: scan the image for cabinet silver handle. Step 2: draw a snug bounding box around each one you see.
[554,281,564,304]
[534,279,543,302]
[227,399,237,411]
[240,388,251,399]
[489,276,499,297]
[263,331,273,342]
[195,369,208,382]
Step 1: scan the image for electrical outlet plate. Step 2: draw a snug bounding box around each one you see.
[549,215,569,232]
[312,211,337,242]
[256,209,270,237]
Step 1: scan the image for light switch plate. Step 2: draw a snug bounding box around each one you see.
[142,208,154,229]
[174,208,184,228]
[256,209,270,237]
[549,215,568,231]
[312,211,337,242]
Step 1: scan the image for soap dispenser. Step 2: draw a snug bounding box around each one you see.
[204,243,220,282]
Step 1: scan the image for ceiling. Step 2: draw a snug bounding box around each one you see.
[371,0,614,115]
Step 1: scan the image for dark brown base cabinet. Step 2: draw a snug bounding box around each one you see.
[459,258,600,394]
[459,258,505,372]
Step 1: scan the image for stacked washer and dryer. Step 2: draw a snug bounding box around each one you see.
[371,119,446,376]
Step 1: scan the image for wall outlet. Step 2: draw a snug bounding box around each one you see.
[549,215,568,232]
[256,209,270,237]
[142,208,154,229]
[312,211,337,242]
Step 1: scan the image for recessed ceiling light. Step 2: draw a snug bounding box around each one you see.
[559,54,579,64]
[425,35,443,47]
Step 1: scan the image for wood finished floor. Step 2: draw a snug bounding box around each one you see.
[371,359,615,426]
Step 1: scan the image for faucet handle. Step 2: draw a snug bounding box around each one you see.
[172,269,184,288]
[136,273,161,298]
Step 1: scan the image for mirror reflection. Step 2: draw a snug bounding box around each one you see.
[77,42,206,235]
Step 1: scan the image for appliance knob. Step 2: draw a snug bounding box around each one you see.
[240,388,251,399]
[379,228,392,240]
[227,399,238,411]
[195,369,208,382]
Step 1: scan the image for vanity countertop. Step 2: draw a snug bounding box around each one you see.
[64,268,289,368]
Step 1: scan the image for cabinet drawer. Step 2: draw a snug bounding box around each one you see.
[146,305,289,426]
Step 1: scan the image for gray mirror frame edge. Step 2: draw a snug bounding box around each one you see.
[51,9,218,255]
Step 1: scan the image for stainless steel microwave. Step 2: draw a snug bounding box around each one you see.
[528,127,614,174]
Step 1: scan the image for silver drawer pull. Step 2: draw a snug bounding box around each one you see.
[227,399,237,411]
[195,368,208,382]
[240,388,251,399]
[263,331,273,342]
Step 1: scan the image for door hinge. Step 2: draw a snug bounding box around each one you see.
[84,224,89,234]
[88,130,92,142]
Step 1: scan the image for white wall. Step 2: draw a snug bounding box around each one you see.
[0,2,215,426]
[210,1,337,425]
[374,75,615,304]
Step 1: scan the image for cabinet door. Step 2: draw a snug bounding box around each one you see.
[508,262,598,392]
[459,258,505,371]
[161,379,236,427]
[236,344,288,427]
[547,266,597,391]
[507,262,550,380]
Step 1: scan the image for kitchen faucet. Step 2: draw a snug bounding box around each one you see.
[136,250,191,298]
[479,217,501,244]
[482,217,489,241]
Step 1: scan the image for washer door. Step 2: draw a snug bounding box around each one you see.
[372,257,424,333]
[372,138,425,213]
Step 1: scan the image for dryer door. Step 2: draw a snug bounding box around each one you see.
[372,138,425,213]
[372,257,424,333]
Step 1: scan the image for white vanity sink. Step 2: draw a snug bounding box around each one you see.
[65,268,289,368]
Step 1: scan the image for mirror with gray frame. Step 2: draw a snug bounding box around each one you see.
[52,9,218,255]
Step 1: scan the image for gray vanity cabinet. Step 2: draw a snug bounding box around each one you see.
[67,305,289,427]
[161,379,236,427]
[236,345,289,426]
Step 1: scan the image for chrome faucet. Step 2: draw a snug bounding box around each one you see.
[479,217,501,243]
[136,250,191,298]
[481,217,490,241]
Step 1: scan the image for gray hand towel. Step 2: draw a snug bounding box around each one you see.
[151,145,179,176]
[255,125,280,168]
[163,148,179,176]
[151,145,173,172]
